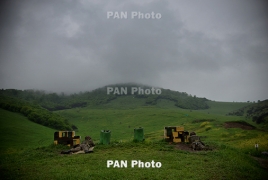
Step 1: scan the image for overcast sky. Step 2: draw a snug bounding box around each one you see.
[0,0,267,102]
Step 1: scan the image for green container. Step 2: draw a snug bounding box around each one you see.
[134,127,144,142]
[100,130,111,145]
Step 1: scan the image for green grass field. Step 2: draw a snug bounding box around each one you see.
[0,109,54,151]
[55,102,255,144]
[1,101,268,180]
[198,101,250,115]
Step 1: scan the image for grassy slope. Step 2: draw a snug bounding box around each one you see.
[1,101,268,179]
[1,141,267,180]
[198,101,250,115]
[54,100,253,142]
[0,109,54,151]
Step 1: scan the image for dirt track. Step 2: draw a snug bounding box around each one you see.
[224,122,255,130]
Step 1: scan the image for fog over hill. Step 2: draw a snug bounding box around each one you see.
[0,0,268,102]
[0,82,210,111]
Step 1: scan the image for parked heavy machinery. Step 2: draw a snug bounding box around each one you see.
[164,126,189,143]
[54,131,81,147]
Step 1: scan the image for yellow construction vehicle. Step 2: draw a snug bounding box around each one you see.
[54,131,81,147]
[164,126,189,143]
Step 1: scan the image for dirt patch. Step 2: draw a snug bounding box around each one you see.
[173,142,213,152]
[192,119,215,123]
[224,121,255,130]
[174,143,194,151]
[252,156,268,170]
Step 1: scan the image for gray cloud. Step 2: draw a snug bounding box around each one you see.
[0,0,267,101]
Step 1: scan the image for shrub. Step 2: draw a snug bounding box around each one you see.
[200,122,209,128]
[205,126,212,131]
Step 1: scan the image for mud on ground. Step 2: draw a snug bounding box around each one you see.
[173,143,212,152]
[174,143,194,151]
[252,156,268,170]
[224,121,255,130]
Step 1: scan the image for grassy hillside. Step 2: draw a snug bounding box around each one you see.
[227,100,268,128]
[1,141,268,180]
[0,96,74,130]
[1,106,268,179]
[1,86,268,179]
[0,109,54,151]
[55,105,267,150]
[198,101,250,115]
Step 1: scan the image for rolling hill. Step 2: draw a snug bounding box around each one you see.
[1,100,268,179]
[0,109,54,150]
[0,83,209,111]
[227,100,268,128]
[2,83,267,131]
[0,83,268,179]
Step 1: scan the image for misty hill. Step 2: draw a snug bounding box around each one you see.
[0,83,209,110]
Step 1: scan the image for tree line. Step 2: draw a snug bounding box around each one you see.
[0,95,74,130]
[227,99,268,125]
